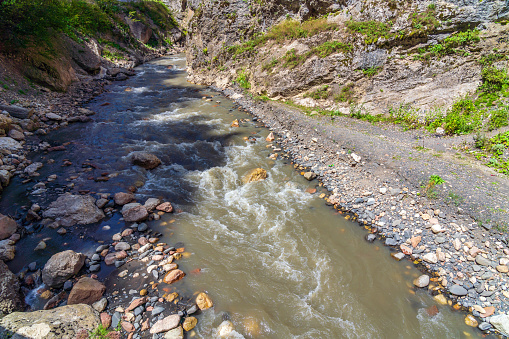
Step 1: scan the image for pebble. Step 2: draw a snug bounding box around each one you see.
[413,275,430,288]
[450,285,468,296]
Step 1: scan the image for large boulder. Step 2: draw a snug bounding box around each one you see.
[42,250,85,288]
[0,137,22,152]
[0,214,17,240]
[0,239,15,261]
[126,18,153,44]
[0,114,12,131]
[122,204,148,222]
[42,193,105,226]
[67,277,106,305]
[65,36,101,74]
[0,304,100,339]
[0,169,12,186]
[0,260,23,316]
[130,152,161,169]
[0,105,33,119]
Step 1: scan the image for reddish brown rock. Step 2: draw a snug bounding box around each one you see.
[141,319,150,331]
[138,237,148,246]
[126,297,147,312]
[101,312,112,328]
[400,244,413,255]
[410,236,421,248]
[481,306,495,318]
[156,202,173,213]
[0,214,17,240]
[121,229,133,237]
[426,305,439,317]
[114,192,134,206]
[104,253,117,266]
[131,152,161,170]
[67,277,106,305]
[122,321,135,332]
[116,251,128,260]
[163,269,185,284]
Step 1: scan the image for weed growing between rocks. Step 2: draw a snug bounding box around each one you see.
[235,69,251,89]
[305,85,330,100]
[422,175,445,199]
[413,29,480,60]
[87,324,119,339]
[334,83,356,103]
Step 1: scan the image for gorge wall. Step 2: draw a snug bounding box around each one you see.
[173,0,509,117]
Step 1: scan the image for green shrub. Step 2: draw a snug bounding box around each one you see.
[282,48,308,69]
[235,70,251,89]
[361,66,381,77]
[442,97,480,134]
[488,107,509,131]
[480,67,509,93]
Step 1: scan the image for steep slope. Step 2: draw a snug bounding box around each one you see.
[180,0,508,122]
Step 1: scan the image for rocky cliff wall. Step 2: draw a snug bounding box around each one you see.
[176,0,509,118]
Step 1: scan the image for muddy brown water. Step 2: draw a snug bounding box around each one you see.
[3,56,482,338]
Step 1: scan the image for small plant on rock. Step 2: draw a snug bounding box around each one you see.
[423,174,444,198]
[235,70,251,89]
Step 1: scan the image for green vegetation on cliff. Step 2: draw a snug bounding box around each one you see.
[0,0,177,48]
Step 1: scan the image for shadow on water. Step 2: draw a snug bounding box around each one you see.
[1,56,242,274]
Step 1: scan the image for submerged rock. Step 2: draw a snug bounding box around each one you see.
[243,168,267,184]
[196,292,213,310]
[42,250,85,288]
[0,304,100,339]
[43,193,105,226]
[131,151,161,169]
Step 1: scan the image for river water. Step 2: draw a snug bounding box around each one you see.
[3,55,481,338]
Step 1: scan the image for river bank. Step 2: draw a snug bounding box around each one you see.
[219,85,509,336]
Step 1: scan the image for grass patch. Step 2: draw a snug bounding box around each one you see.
[448,191,464,206]
[360,66,381,77]
[345,20,392,44]
[413,29,480,60]
[304,85,330,100]
[226,17,338,58]
[313,41,352,57]
[334,83,355,103]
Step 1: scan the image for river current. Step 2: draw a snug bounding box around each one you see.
[2,55,480,338]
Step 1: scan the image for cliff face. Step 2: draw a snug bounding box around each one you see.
[176,0,509,117]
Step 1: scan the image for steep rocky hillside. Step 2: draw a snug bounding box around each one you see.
[180,0,509,132]
[0,0,183,92]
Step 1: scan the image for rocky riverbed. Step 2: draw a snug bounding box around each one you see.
[219,86,509,336]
